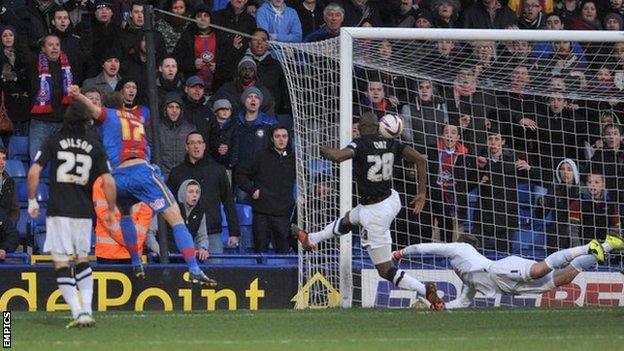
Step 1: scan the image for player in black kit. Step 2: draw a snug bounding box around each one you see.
[291,112,445,310]
[27,100,117,328]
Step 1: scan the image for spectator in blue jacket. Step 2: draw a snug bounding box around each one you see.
[256,0,303,43]
[231,87,277,202]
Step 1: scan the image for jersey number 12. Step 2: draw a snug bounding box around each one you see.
[56,151,92,186]
[367,153,394,182]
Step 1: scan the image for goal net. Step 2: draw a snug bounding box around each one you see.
[271,28,624,309]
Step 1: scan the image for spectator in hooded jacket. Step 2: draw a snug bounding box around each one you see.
[256,0,302,43]
[538,158,582,252]
[152,92,196,178]
[235,124,295,253]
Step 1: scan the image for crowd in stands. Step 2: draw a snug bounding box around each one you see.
[0,0,623,263]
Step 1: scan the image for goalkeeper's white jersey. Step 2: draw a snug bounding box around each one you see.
[448,245,502,299]
[440,244,508,309]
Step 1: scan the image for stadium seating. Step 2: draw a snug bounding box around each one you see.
[512,183,547,260]
[31,207,47,254]
[8,136,29,162]
[5,159,26,178]
[16,209,29,240]
[16,181,48,207]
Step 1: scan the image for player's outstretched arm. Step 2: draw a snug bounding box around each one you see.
[320,145,354,163]
[101,173,118,229]
[68,85,101,120]
[403,146,427,213]
[26,163,43,218]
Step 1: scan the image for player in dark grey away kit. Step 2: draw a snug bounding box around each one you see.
[291,112,445,310]
[27,100,117,328]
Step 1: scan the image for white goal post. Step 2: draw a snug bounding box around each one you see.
[273,28,624,309]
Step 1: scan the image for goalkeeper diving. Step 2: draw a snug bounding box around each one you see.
[393,234,624,309]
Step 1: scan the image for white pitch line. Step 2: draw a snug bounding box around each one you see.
[19,334,623,347]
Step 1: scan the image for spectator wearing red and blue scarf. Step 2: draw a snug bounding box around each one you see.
[28,34,74,161]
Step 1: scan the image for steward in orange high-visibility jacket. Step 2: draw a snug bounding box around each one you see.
[93,176,153,263]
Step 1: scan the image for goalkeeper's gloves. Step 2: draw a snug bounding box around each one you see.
[28,198,40,218]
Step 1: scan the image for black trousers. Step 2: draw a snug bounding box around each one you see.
[252,213,291,253]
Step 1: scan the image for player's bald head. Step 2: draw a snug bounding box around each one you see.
[359,112,379,136]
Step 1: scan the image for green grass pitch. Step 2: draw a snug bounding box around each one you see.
[11,308,624,351]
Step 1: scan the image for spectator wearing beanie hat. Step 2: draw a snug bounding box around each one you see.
[152,92,196,178]
[81,47,122,96]
[415,9,434,28]
[211,98,237,167]
[77,0,121,75]
[212,56,275,116]
[229,87,277,203]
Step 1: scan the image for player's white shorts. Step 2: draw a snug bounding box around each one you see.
[43,216,93,261]
[488,255,556,295]
[350,189,401,251]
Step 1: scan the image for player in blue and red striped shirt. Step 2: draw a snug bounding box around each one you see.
[70,85,217,286]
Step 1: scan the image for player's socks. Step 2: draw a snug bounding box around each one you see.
[75,262,93,316]
[544,244,590,269]
[309,219,341,244]
[55,266,82,319]
[401,243,457,257]
[393,269,426,296]
[571,255,597,272]
[172,223,201,274]
[120,215,142,266]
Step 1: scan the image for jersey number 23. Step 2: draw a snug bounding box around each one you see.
[56,151,92,186]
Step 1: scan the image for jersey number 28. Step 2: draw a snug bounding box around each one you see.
[367,153,394,182]
[56,151,92,186]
